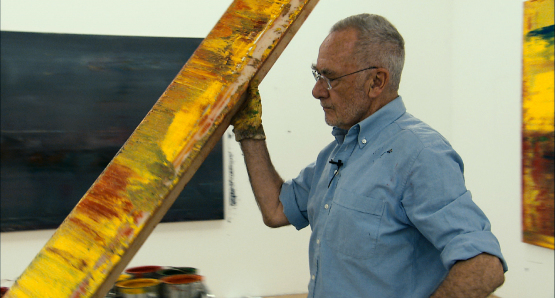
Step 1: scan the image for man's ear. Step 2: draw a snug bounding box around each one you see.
[367,68,389,98]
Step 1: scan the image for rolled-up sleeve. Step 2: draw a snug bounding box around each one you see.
[402,143,508,272]
[279,162,316,230]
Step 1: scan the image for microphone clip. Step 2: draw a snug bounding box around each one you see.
[328,159,343,187]
[329,159,343,168]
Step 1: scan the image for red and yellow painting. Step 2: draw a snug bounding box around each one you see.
[522,0,554,249]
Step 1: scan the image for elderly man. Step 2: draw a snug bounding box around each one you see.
[232,14,507,297]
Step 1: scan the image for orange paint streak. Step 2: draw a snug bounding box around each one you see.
[45,247,87,271]
[68,217,104,244]
[212,20,234,38]
[231,0,253,11]
[75,163,134,221]
[69,278,89,298]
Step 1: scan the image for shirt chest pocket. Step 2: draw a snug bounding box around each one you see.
[324,188,385,259]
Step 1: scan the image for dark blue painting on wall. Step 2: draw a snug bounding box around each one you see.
[1,31,224,232]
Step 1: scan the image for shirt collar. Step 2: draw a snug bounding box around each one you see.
[331,96,406,148]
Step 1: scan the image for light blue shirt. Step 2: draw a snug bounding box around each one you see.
[279,97,507,298]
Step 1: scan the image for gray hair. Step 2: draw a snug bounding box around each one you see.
[331,14,405,92]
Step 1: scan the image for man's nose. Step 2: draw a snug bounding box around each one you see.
[312,79,329,100]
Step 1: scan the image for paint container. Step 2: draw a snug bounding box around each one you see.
[161,274,204,298]
[115,278,160,298]
[107,273,134,297]
[0,280,14,298]
[124,266,162,279]
[157,267,197,278]
[157,268,186,278]
[173,267,197,275]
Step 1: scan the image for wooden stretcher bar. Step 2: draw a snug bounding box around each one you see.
[5,0,319,297]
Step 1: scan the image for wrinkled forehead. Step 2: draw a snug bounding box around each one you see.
[316,28,359,73]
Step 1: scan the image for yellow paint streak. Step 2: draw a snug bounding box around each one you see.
[523,71,554,132]
[10,219,138,297]
[522,0,554,133]
[7,162,149,297]
[524,0,554,31]
[160,81,222,164]
[158,0,299,170]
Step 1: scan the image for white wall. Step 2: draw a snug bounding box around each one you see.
[1,1,553,297]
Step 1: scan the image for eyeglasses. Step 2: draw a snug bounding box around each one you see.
[312,66,378,90]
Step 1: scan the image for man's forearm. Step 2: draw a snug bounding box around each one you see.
[431,253,505,298]
[240,139,289,228]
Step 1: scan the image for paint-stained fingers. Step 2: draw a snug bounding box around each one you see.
[231,81,266,141]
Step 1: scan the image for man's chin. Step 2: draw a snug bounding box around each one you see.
[324,117,337,127]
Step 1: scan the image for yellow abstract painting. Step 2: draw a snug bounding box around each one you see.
[522,0,554,249]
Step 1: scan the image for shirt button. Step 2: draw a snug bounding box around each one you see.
[312,275,315,280]
[324,204,329,209]
[362,138,367,144]
[334,170,338,174]
[317,239,320,245]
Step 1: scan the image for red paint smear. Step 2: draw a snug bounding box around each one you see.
[208,1,271,44]
[133,211,146,225]
[198,116,214,137]
[212,20,234,38]
[68,217,105,244]
[75,163,134,221]
[78,199,120,220]
[125,266,162,276]
[70,277,89,298]
[230,0,252,12]
[522,131,555,236]
[161,274,203,285]
[120,225,135,239]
